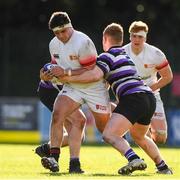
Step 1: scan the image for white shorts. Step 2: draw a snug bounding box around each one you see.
[59,84,111,114]
[152,93,166,120]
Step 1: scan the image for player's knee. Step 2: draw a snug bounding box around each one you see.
[81,132,86,142]
[73,117,86,130]
[152,131,167,144]
[52,110,63,125]
[79,116,86,128]
[95,118,108,133]
[102,131,112,144]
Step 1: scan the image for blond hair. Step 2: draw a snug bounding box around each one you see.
[129,21,148,33]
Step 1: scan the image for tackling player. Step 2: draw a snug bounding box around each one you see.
[59,23,173,175]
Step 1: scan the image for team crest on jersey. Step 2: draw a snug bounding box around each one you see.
[153,112,164,117]
[69,55,79,60]
[96,104,107,111]
[144,64,156,68]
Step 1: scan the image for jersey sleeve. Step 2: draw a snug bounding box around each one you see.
[96,53,111,76]
[78,38,97,68]
[153,47,169,70]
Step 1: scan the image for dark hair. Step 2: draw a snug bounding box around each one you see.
[48,11,71,30]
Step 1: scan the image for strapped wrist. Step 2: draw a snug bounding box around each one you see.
[67,69,72,76]
[64,68,72,76]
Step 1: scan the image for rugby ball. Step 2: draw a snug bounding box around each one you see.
[42,63,61,84]
[43,63,58,72]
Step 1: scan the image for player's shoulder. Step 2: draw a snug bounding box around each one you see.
[49,37,59,47]
[98,52,113,60]
[122,43,130,50]
[74,30,93,43]
[145,43,163,53]
[145,43,166,60]
[74,30,90,38]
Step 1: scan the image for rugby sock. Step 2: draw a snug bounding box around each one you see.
[124,148,140,162]
[156,160,168,171]
[70,157,79,161]
[50,147,60,162]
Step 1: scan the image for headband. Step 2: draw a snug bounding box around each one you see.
[131,30,147,38]
[52,23,72,32]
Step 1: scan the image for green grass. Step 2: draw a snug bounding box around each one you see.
[0,144,180,180]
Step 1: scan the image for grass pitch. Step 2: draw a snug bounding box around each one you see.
[0,143,179,180]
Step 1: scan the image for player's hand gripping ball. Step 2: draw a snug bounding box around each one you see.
[43,63,60,84]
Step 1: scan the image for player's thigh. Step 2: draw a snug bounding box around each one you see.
[53,95,80,118]
[103,113,131,137]
[151,95,167,132]
[91,111,110,133]
[84,89,111,133]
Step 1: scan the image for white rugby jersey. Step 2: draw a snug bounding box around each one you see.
[123,43,168,93]
[49,30,105,89]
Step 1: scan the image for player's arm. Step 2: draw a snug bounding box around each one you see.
[150,61,173,91]
[50,65,95,78]
[50,53,96,77]
[60,66,104,83]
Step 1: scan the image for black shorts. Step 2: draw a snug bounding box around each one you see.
[113,92,156,125]
[38,86,61,112]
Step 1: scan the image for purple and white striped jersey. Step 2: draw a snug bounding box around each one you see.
[96,46,152,101]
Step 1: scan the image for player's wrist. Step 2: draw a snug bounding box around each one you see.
[64,68,72,76]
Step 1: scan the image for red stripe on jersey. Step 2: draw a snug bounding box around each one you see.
[79,55,96,68]
[50,56,57,64]
[156,60,169,70]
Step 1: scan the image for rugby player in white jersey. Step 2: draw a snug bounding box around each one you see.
[40,11,111,173]
[35,71,86,159]
[36,59,87,173]
[59,23,172,175]
[123,21,173,144]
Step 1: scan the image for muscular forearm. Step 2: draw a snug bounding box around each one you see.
[150,77,172,91]
[64,64,95,76]
[61,66,103,83]
[64,68,87,76]
[63,72,100,83]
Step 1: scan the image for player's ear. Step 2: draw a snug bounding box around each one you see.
[121,40,123,46]
[129,35,131,41]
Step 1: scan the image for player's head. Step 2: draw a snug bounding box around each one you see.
[48,11,73,43]
[129,21,148,37]
[48,11,72,31]
[102,23,124,51]
[129,21,148,49]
